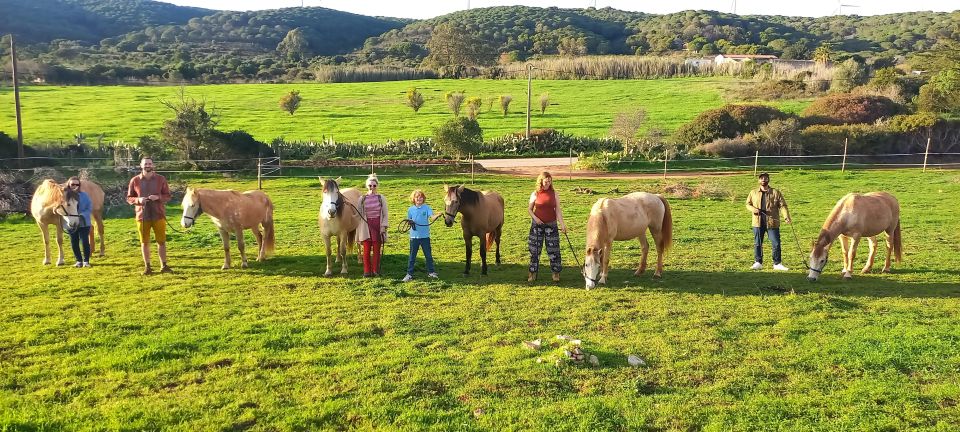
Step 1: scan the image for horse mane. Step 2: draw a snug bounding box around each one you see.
[586,200,609,247]
[64,188,79,203]
[35,179,65,206]
[457,186,481,207]
[322,179,339,193]
[822,194,851,230]
[812,229,833,256]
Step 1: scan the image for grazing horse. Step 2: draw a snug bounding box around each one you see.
[318,177,362,276]
[807,192,901,281]
[31,179,83,265]
[73,180,106,256]
[181,188,275,269]
[583,192,673,289]
[443,184,504,275]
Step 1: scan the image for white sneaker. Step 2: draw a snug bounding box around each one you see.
[402,274,413,282]
[750,262,763,270]
[74,261,83,268]
[82,262,92,268]
[427,272,439,279]
[773,263,790,271]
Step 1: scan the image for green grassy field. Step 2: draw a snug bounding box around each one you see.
[2,169,959,430]
[0,78,808,147]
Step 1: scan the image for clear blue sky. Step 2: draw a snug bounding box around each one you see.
[162,0,959,19]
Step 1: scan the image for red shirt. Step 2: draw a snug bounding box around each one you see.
[127,173,171,221]
[531,189,558,223]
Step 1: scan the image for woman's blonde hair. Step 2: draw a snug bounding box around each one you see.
[535,171,553,192]
[366,173,379,188]
[409,189,426,204]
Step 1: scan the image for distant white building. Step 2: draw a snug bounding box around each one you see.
[714,54,778,65]
[684,58,714,68]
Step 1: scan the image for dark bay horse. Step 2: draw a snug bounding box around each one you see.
[443,185,504,275]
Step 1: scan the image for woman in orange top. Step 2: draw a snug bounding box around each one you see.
[527,171,567,282]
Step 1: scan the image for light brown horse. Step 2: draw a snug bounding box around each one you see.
[71,180,106,256]
[807,192,901,281]
[443,184,504,275]
[583,192,673,289]
[180,188,275,269]
[31,179,83,265]
[318,177,362,276]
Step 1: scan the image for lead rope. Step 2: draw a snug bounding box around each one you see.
[786,219,823,274]
[562,230,598,285]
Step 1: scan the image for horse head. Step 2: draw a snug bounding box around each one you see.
[807,232,831,281]
[319,177,343,220]
[181,187,202,228]
[443,184,464,227]
[583,246,604,289]
[56,187,82,232]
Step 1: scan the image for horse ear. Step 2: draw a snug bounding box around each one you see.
[585,247,594,254]
[457,185,465,193]
[334,176,342,184]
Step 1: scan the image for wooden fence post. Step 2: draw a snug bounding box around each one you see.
[923,136,932,172]
[257,158,263,190]
[841,137,848,173]
[470,153,475,184]
[663,156,668,180]
[753,150,759,176]
[569,147,573,181]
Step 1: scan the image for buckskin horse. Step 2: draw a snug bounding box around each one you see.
[807,192,901,281]
[582,192,673,289]
[181,187,276,269]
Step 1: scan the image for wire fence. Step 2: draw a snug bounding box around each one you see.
[2,152,959,184]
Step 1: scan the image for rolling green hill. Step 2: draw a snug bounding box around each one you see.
[0,0,212,43]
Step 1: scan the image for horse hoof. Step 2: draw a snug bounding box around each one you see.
[881,269,891,274]
[324,270,332,277]
[842,273,852,280]
[462,272,470,277]
[241,263,249,269]
[634,270,644,277]
[99,252,105,257]
[653,273,662,279]
[221,265,231,270]
[42,260,50,265]
[55,261,64,266]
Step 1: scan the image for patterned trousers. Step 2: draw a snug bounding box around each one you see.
[528,221,562,274]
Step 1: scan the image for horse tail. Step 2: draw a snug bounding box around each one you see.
[486,231,496,251]
[892,219,902,262]
[263,198,276,255]
[657,195,673,253]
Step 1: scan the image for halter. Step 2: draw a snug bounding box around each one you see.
[562,230,600,286]
[786,218,826,275]
[57,204,82,222]
[444,192,461,221]
[181,199,203,223]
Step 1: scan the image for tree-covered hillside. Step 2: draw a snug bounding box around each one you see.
[0,0,212,43]
[355,7,960,65]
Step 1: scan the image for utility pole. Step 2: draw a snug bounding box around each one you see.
[10,34,24,159]
[526,63,532,140]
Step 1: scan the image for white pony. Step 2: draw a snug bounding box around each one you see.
[30,180,83,265]
[318,177,362,276]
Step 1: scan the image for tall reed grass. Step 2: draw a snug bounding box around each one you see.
[313,65,437,83]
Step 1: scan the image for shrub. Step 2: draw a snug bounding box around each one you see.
[539,93,550,114]
[692,136,756,158]
[830,58,867,93]
[212,130,275,159]
[483,130,621,155]
[466,97,482,120]
[674,104,789,146]
[801,93,900,126]
[608,109,646,149]
[278,90,301,116]
[445,91,466,117]
[799,124,896,154]
[433,117,482,159]
[755,118,801,155]
[406,87,425,113]
[498,95,512,116]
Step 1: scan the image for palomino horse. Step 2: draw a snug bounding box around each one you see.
[67,180,106,256]
[443,184,504,275]
[181,188,275,269]
[807,192,901,281]
[318,177,362,276]
[583,192,673,289]
[31,179,83,265]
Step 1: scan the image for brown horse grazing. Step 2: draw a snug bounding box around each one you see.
[583,192,673,289]
[180,188,275,269]
[807,192,901,281]
[443,184,504,275]
[31,179,83,265]
[70,180,106,256]
[318,177,362,276]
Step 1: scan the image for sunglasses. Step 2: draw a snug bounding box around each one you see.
[69,183,80,187]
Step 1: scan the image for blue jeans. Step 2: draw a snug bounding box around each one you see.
[407,238,436,275]
[70,226,91,263]
[753,227,782,265]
